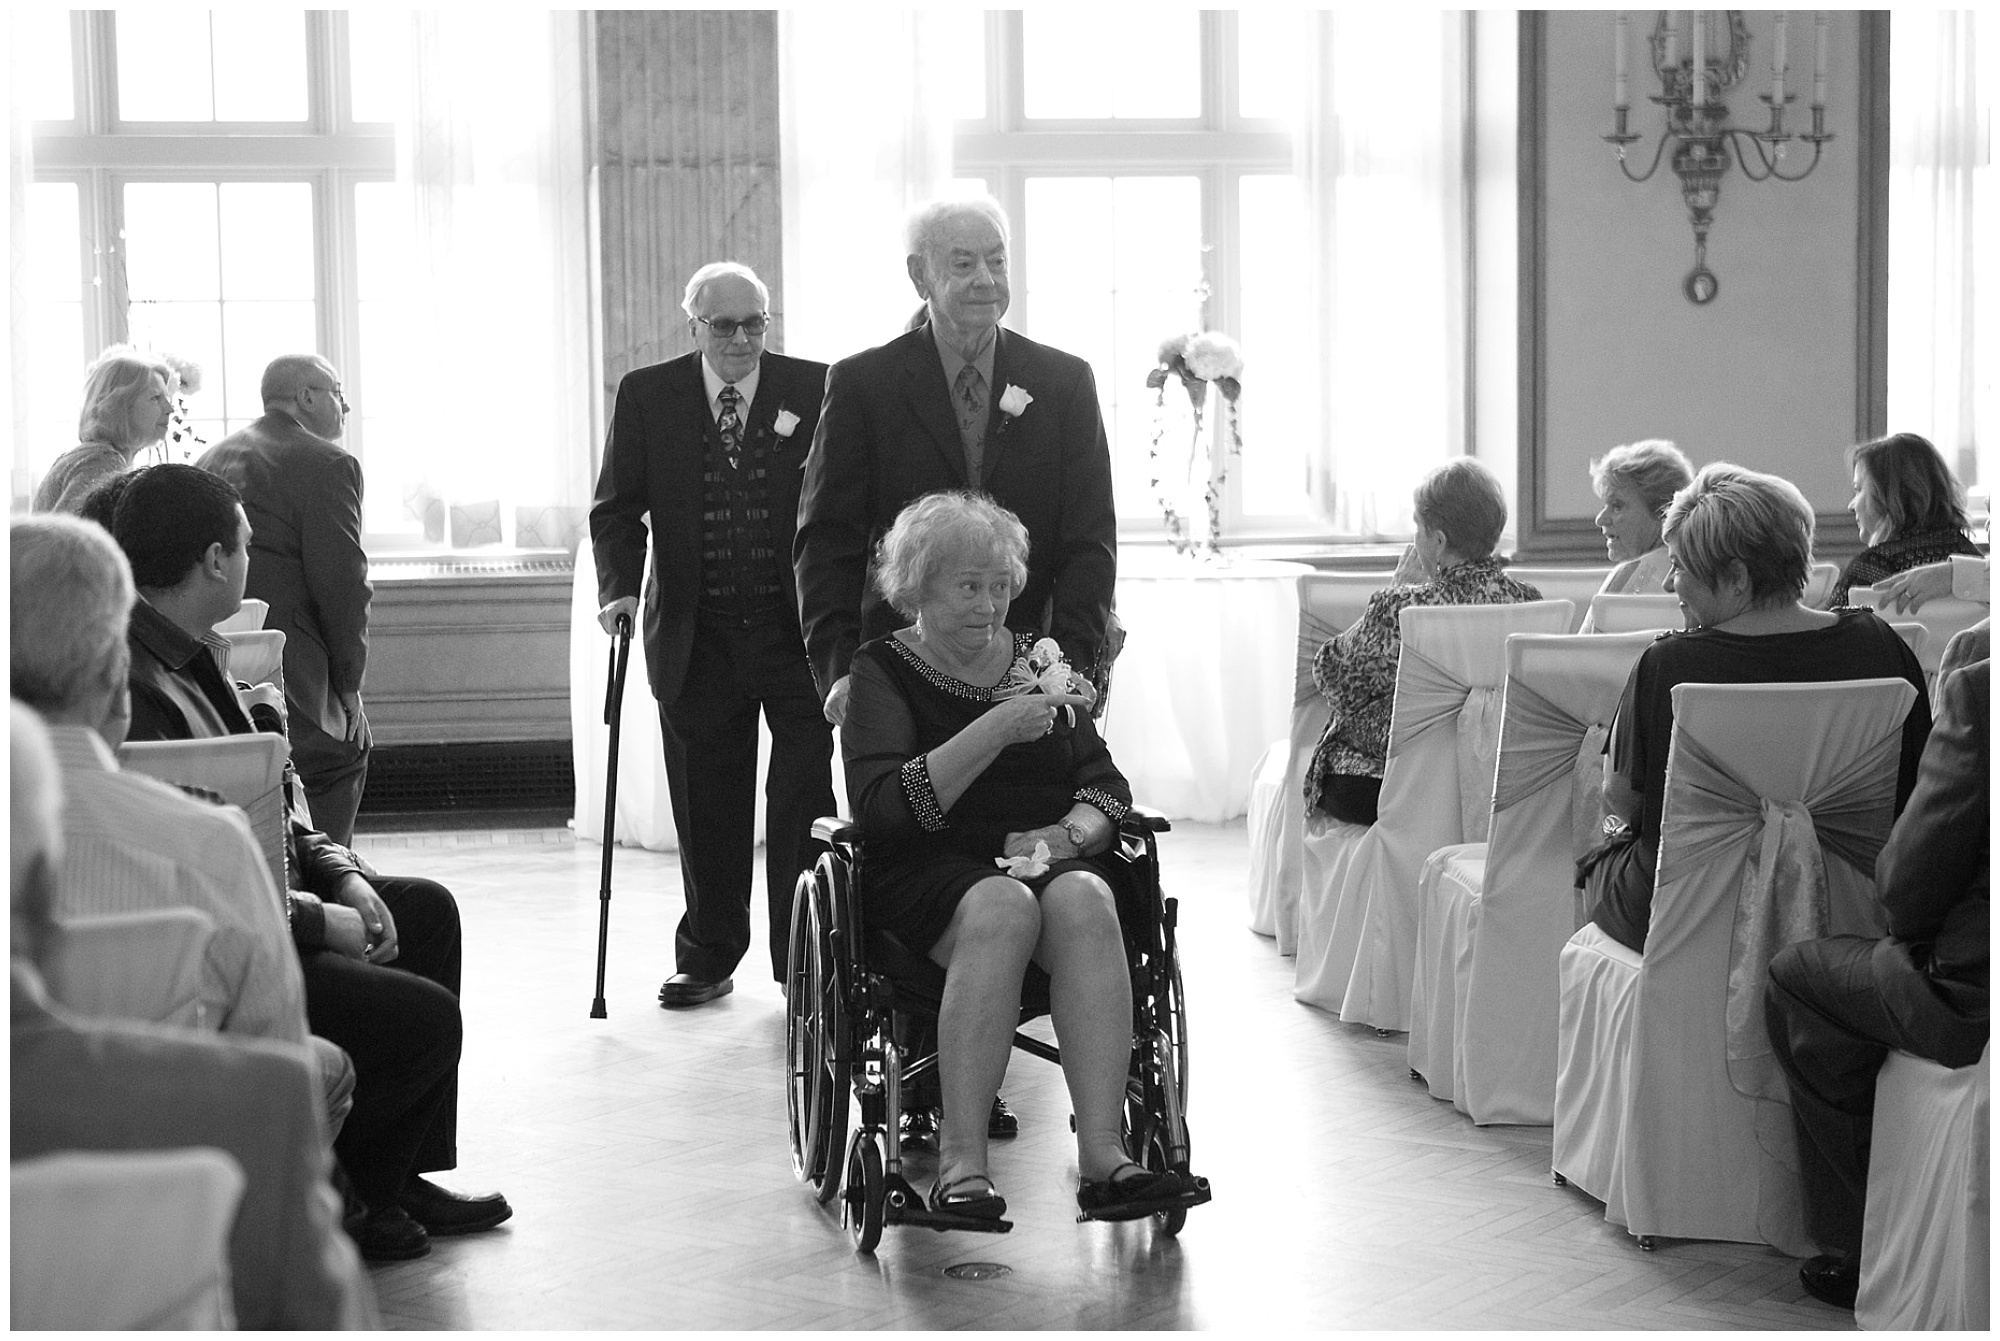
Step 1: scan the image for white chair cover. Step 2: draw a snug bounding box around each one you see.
[1848,585,1986,681]
[43,907,219,1030]
[220,627,286,689]
[1585,591,1685,634]
[1409,631,1657,1120]
[1801,561,1839,608]
[1294,599,1573,1027]
[11,1147,244,1330]
[119,734,290,896]
[1505,565,1616,633]
[214,597,270,633]
[1245,570,1386,950]
[1552,677,1917,1254]
[1857,1045,1990,1330]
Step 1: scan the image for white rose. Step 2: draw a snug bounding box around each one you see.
[1183,331,1244,382]
[773,408,801,438]
[997,384,1033,417]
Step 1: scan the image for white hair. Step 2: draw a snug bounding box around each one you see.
[904,195,1011,263]
[681,262,771,319]
[10,515,136,716]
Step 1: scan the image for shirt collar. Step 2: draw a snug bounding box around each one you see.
[700,356,760,418]
[129,596,209,673]
[931,324,997,398]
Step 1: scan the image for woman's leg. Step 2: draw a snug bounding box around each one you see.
[929,875,1039,1192]
[1034,869,1135,1183]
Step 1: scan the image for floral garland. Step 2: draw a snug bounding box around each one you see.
[142,353,207,466]
[1146,331,1243,557]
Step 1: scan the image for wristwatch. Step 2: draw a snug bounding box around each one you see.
[1061,818,1090,852]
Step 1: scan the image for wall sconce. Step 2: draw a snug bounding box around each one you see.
[1605,11,1834,304]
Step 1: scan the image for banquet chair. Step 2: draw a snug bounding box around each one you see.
[1293,599,1574,1029]
[1246,570,1389,950]
[1846,585,1985,685]
[11,1148,245,1330]
[1406,631,1657,1121]
[221,627,286,691]
[1856,1045,1990,1329]
[42,906,220,1031]
[1583,591,1684,635]
[1504,565,1616,633]
[1552,677,1919,1254]
[214,597,270,633]
[1801,561,1839,609]
[120,734,290,896]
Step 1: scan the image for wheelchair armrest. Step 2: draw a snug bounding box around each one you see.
[1121,805,1171,835]
[812,816,862,846]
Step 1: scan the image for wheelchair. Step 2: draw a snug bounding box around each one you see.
[785,807,1211,1252]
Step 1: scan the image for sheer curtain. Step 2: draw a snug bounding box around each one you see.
[379,11,595,549]
[1296,10,1468,539]
[1887,11,1991,506]
[7,28,36,509]
[777,11,953,363]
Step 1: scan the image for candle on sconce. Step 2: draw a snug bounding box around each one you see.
[1614,14,1630,109]
[1772,13,1789,103]
[1691,10,1708,103]
[1812,13,1829,107]
[1662,13,1678,71]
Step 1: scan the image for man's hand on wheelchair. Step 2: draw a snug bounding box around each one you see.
[597,595,638,637]
[1003,826,1078,861]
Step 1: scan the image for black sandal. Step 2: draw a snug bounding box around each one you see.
[929,1174,1007,1221]
[1075,1162,1182,1221]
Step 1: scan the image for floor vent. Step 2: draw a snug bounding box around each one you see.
[359,740,574,816]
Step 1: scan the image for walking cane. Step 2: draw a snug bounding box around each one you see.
[590,612,633,1019]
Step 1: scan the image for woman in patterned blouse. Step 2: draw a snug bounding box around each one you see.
[1828,431,1981,608]
[1303,458,1543,824]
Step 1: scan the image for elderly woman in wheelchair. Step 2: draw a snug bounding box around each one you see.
[832,490,1189,1225]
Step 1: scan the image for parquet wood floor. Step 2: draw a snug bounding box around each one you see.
[350,820,1850,1332]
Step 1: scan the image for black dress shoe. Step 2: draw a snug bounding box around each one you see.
[350,1205,431,1261]
[658,974,733,1008]
[988,1094,1019,1139]
[397,1176,513,1236]
[899,1106,940,1152]
[1798,1254,1859,1310]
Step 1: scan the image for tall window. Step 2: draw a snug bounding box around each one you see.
[23,11,398,525]
[951,11,1317,540]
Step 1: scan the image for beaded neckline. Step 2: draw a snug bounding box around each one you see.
[888,629,1035,701]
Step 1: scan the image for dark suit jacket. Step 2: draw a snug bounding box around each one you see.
[793,323,1116,698]
[197,414,371,740]
[590,351,826,705]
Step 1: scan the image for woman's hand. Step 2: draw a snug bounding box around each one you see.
[1003,826,1078,860]
[334,874,399,964]
[1390,541,1427,589]
[985,690,1093,746]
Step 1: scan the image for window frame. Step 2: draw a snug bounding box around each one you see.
[952,10,1311,542]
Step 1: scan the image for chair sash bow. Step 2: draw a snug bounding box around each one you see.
[1388,643,1501,841]
[1489,678,1611,864]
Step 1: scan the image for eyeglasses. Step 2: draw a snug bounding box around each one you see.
[695,314,770,339]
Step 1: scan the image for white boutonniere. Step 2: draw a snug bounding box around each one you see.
[994,636,1083,727]
[997,384,1033,418]
[773,408,801,439]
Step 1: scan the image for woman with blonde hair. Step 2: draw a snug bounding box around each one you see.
[1588,438,1695,594]
[32,346,176,514]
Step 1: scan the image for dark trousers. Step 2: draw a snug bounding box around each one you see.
[1765,935,1988,1258]
[301,874,462,1209]
[294,708,372,848]
[659,614,837,983]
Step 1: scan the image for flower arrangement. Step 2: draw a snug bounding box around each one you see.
[150,353,207,465]
[1146,330,1244,557]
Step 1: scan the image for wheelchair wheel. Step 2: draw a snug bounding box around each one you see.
[785,857,852,1206]
[842,1131,885,1253]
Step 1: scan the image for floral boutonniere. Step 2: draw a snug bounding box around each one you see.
[993,636,1085,728]
[997,384,1033,418]
[773,408,801,439]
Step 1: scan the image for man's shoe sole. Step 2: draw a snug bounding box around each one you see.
[659,979,734,1007]
[408,1204,514,1237]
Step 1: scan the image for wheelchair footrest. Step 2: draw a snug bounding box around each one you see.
[1074,1172,1213,1224]
[881,1172,1013,1235]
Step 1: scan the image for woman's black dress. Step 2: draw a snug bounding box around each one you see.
[842,629,1133,954]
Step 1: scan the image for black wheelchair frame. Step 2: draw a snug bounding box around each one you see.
[785,808,1209,1252]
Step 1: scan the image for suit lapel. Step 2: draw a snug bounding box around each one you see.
[898,327,972,484]
[980,329,1019,486]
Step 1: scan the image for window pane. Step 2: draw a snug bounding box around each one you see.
[125,299,222,418]
[23,8,76,120]
[1023,11,1199,119]
[348,8,404,124]
[1023,175,1203,521]
[1237,175,1310,517]
[219,183,315,299]
[1238,10,1308,122]
[222,301,316,420]
[25,184,88,486]
[116,9,214,120]
[355,183,422,536]
[210,10,308,122]
[124,183,223,300]
[938,7,986,120]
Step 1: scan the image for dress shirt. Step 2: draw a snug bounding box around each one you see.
[700,357,760,419]
[931,326,997,404]
[47,724,308,1044]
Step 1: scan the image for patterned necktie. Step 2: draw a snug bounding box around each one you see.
[718,385,744,471]
[953,364,985,481]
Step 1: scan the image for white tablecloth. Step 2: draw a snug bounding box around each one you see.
[1100,552,1311,822]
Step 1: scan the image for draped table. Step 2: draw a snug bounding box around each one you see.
[1099,552,1312,823]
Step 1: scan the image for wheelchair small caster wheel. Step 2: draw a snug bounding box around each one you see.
[1637,1235,1656,1252]
[1551,1171,1567,1187]
[1374,1027,1394,1038]
[1409,1068,1422,1082]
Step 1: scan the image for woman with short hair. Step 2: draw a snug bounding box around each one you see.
[1588,438,1695,595]
[32,346,176,515]
[1584,463,1932,954]
[842,490,1182,1223]
[1827,431,1981,608]
[1302,457,1544,825]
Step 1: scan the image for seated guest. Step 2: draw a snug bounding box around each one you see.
[1588,438,1695,595]
[1585,464,1932,954]
[1765,631,1986,1310]
[10,702,378,1329]
[1827,431,1981,608]
[11,513,353,1130]
[31,345,176,514]
[842,491,1179,1221]
[1303,458,1543,825]
[107,463,511,1261]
